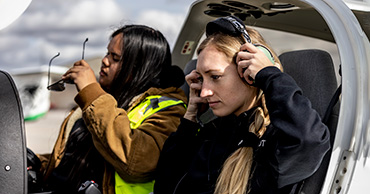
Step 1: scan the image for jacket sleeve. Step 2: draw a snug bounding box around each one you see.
[154,118,201,194]
[74,83,186,183]
[255,66,331,188]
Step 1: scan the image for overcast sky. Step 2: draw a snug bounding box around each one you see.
[0,0,195,70]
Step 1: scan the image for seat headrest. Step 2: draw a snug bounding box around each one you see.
[279,49,337,117]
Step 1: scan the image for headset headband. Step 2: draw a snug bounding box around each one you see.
[206,16,275,64]
[206,16,251,43]
[224,16,252,43]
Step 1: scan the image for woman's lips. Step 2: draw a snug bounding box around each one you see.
[100,70,107,77]
[208,101,219,108]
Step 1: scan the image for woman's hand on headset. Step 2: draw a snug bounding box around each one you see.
[236,43,275,85]
[184,70,208,122]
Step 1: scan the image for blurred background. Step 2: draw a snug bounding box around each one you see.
[0,0,338,154]
[0,0,195,154]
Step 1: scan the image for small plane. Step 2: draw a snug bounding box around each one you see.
[171,0,370,193]
[0,0,369,193]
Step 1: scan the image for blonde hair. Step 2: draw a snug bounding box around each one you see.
[197,26,281,68]
[197,26,281,194]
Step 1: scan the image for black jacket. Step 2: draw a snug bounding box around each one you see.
[154,67,330,194]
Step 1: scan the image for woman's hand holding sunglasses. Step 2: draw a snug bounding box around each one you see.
[62,60,97,92]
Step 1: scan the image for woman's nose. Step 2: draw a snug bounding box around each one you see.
[200,84,213,98]
[102,56,109,67]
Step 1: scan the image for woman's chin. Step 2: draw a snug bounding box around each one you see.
[98,80,109,91]
[211,109,228,117]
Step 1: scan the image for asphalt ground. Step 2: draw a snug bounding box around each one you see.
[25,108,71,154]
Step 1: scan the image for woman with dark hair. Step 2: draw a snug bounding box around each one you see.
[36,25,187,194]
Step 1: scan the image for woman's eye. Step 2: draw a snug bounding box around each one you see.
[113,58,120,62]
[211,75,221,80]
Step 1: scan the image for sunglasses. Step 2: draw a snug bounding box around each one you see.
[47,38,88,91]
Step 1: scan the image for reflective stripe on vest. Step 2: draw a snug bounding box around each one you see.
[115,95,185,194]
[128,95,186,129]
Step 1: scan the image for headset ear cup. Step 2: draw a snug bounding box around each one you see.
[255,44,274,64]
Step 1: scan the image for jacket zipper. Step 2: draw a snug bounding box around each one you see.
[172,172,188,194]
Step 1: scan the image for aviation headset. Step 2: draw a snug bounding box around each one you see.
[205,15,275,64]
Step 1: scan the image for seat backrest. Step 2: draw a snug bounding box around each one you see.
[279,49,338,117]
[278,49,340,194]
[0,70,28,193]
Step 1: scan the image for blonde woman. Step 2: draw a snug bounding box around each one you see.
[154,16,330,194]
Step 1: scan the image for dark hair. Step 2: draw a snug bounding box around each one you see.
[45,25,186,192]
[109,25,184,110]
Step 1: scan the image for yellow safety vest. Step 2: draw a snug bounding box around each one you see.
[115,95,186,194]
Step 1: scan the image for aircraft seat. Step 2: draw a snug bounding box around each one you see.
[279,49,340,194]
[0,70,28,193]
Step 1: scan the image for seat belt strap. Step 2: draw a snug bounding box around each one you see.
[322,84,342,124]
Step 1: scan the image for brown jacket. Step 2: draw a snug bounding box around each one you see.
[41,83,187,194]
